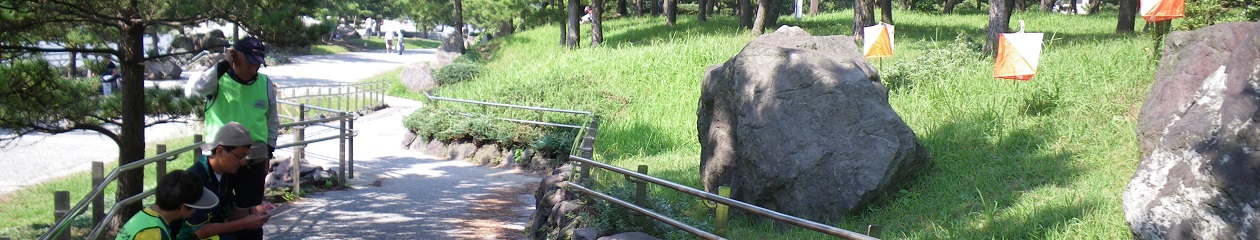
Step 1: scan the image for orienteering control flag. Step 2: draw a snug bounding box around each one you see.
[863,23,894,58]
[1140,0,1184,22]
[994,32,1043,81]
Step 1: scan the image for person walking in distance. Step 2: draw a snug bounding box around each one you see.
[182,36,279,240]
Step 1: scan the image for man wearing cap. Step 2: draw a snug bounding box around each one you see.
[117,170,219,240]
[179,122,276,240]
[183,37,279,240]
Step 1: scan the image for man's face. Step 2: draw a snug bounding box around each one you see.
[216,145,249,174]
[226,49,261,76]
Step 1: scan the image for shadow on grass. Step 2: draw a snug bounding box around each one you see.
[878,111,1088,238]
[602,17,747,49]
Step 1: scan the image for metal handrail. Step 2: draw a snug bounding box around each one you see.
[39,143,203,240]
[566,155,879,240]
[560,182,724,240]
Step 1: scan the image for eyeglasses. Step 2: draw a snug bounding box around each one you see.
[222,146,247,160]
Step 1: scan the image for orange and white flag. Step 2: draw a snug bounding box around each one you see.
[863,23,894,58]
[994,32,1043,81]
[1140,0,1184,22]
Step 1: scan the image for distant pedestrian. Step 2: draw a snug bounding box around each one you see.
[581,6,593,23]
[100,62,121,95]
[396,30,405,55]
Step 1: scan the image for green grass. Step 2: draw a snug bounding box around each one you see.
[0,137,201,239]
[311,44,350,55]
[411,8,1157,239]
[345,37,442,50]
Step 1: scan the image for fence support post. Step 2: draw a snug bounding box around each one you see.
[156,144,168,180]
[54,190,70,240]
[866,225,882,238]
[293,125,304,199]
[339,112,347,183]
[635,165,648,207]
[715,186,730,237]
[194,135,204,161]
[92,161,105,226]
[293,103,306,198]
[349,116,355,179]
[580,115,600,180]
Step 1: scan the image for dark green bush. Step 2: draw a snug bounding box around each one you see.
[531,127,578,159]
[433,61,482,85]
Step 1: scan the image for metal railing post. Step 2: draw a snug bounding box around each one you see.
[293,125,304,198]
[635,165,648,207]
[349,116,355,179]
[338,112,347,183]
[91,161,105,226]
[156,144,168,180]
[715,186,730,237]
[866,225,882,238]
[580,115,600,180]
[193,135,203,161]
[53,191,70,240]
[343,86,350,112]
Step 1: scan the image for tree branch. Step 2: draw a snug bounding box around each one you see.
[0,45,119,55]
[142,42,230,61]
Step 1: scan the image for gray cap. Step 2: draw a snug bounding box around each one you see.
[214,122,253,147]
[186,187,220,209]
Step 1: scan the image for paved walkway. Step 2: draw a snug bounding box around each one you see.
[264,96,538,239]
[0,48,431,195]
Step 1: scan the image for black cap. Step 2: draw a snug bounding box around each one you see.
[231,37,267,66]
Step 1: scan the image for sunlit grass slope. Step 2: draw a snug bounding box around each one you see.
[430,9,1154,239]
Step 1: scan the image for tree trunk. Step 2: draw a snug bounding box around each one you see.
[1040,0,1051,11]
[635,0,644,17]
[666,0,677,25]
[593,0,605,46]
[568,0,580,49]
[1116,0,1137,33]
[1070,0,1077,14]
[618,0,629,16]
[115,22,148,230]
[880,0,894,24]
[900,0,911,10]
[454,0,467,54]
[1087,0,1101,14]
[652,0,663,15]
[752,0,768,34]
[810,0,819,15]
[854,0,876,40]
[739,0,753,28]
[68,51,78,78]
[984,0,1013,57]
[699,0,709,21]
[943,0,961,13]
[560,11,569,45]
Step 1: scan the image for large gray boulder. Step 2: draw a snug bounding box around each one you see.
[1124,22,1260,239]
[697,26,933,224]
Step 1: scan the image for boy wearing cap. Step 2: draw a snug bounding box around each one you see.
[183,37,278,240]
[179,122,276,240]
[117,170,218,240]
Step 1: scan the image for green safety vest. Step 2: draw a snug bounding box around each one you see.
[117,207,174,240]
[204,73,270,144]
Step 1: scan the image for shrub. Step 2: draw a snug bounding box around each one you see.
[881,33,985,93]
[531,127,578,159]
[433,61,482,85]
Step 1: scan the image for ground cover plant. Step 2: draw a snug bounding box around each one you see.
[415,7,1162,239]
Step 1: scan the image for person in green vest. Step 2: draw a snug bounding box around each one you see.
[117,170,219,240]
[183,36,278,240]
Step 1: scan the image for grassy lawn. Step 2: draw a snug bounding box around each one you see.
[0,137,201,239]
[414,9,1158,239]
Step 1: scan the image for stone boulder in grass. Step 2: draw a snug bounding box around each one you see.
[696,26,933,224]
[1125,22,1260,239]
